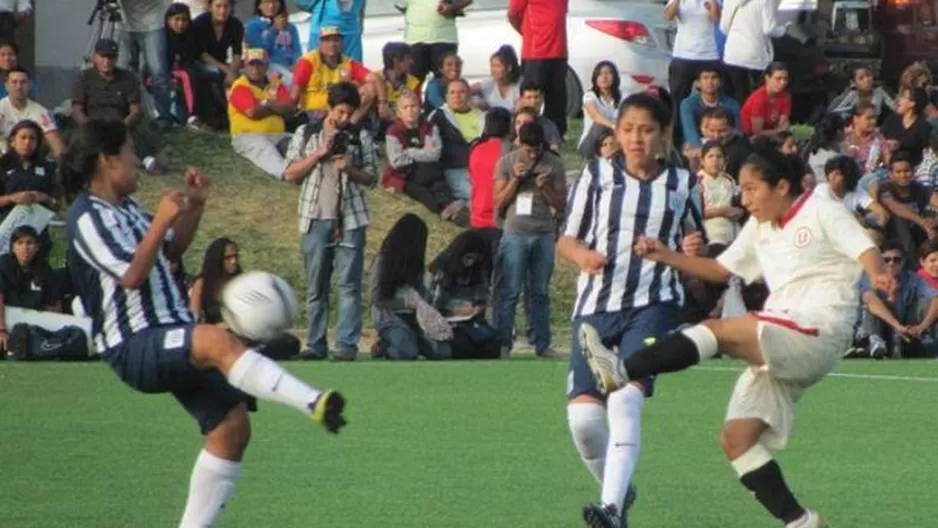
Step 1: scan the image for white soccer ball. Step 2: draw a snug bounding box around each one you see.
[221,271,298,343]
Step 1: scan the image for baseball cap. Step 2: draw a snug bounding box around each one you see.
[94,39,119,57]
[243,48,269,64]
[319,26,342,38]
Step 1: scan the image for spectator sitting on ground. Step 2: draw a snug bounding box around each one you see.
[881,87,933,168]
[739,61,791,139]
[468,107,513,231]
[426,229,501,359]
[0,42,37,98]
[189,0,244,87]
[245,0,302,86]
[828,65,895,123]
[679,65,741,156]
[0,226,62,333]
[369,214,453,360]
[855,240,938,359]
[918,239,938,289]
[291,26,386,124]
[898,62,938,120]
[384,91,468,225]
[699,106,750,179]
[189,236,242,324]
[0,67,65,158]
[164,3,200,127]
[424,50,462,111]
[878,150,938,258]
[816,154,889,245]
[378,42,420,113]
[516,80,562,149]
[471,45,522,112]
[806,113,845,183]
[844,101,888,178]
[227,48,295,179]
[577,60,622,159]
[429,78,485,202]
[71,38,166,174]
[915,127,938,190]
[0,120,60,224]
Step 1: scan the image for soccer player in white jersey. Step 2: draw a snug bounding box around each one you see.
[579,145,897,527]
[63,120,348,528]
[558,91,706,528]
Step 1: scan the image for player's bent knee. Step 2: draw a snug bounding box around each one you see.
[206,403,251,460]
[569,394,604,406]
[719,420,764,459]
[191,325,247,371]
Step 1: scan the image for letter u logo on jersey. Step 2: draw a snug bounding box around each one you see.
[794,227,813,248]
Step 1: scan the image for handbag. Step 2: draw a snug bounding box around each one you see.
[5,323,89,361]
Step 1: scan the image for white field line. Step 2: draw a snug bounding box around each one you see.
[697,365,938,383]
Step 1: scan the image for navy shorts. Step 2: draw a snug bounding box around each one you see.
[567,303,683,400]
[103,324,256,435]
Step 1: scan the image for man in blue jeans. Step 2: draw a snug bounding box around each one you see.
[117,0,173,126]
[283,82,376,361]
[492,122,567,358]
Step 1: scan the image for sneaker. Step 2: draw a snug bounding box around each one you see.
[332,347,357,362]
[789,510,829,528]
[309,390,347,434]
[296,348,328,361]
[579,323,628,394]
[868,335,888,360]
[582,503,623,528]
[536,347,563,358]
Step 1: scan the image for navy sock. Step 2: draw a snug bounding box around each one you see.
[739,460,806,524]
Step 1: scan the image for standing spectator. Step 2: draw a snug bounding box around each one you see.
[492,121,566,358]
[164,2,198,125]
[471,45,522,112]
[739,62,791,138]
[283,82,376,362]
[720,0,781,103]
[665,0,721,122]
[117,0,174,127]
[296,0,366,61]
[0,1,30,45]
[189,0,243,87]
[679,66,740,153]
[578,61,622,159]
[468,107,513,232]
[508,0,569,138]
[396,0,471,81]
[244,0,302,86]
[428,78,484,201]
[227,49,295,179]
[0,67,65,158]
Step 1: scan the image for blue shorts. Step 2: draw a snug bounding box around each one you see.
[567,303,683,400]
[103,324,255,435]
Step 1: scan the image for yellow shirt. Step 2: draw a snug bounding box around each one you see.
[295,50,370,112]
[227,76,287,137]
[380,72,421,109]
[451,108,482,142]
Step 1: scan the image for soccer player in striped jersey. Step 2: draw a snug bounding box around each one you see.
[558,91,706,528]
[63,120,348,528]
[580,145,897,528]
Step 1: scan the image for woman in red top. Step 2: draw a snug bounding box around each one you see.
[740,62,791,138]
[468,107,513,230]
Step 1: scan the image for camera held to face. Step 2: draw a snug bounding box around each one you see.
[328,127,358,158]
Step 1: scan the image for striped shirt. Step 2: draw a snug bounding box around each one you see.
[562,157,706,319]
[66,193,195,353]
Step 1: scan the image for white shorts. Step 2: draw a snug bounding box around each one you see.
[725,311,851,451]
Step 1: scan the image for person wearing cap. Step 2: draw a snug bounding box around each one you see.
[295,0,366,61]
[71,39,166,174]
[291,25,387,124]
[228,48,295,179]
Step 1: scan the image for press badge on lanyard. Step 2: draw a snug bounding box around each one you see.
[516,193,534,216]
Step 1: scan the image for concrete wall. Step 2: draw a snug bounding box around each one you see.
[35,0,103,108]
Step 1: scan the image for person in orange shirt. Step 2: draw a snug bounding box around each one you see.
[228,48,296,179]
[291,26,387,124]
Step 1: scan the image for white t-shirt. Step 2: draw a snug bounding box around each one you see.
[578,90,618,149]
[813,182,874,214]
[699,172,738,245]
[478,79,520,112]
[118,0,169,33]
[717,191,876,331]
[0,97,56,150]
[669,0,720,61]
[807,148,837,183]
[720,0,781,71]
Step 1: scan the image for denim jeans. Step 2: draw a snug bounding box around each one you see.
[443,168,471,201]
[494,231,555,353]
[301,221,366,356]
[378,323,452,360]
[119,28,172,122]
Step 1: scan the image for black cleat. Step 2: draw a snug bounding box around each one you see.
[582,503,624,528]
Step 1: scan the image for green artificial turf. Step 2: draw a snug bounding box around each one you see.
[1,358,935,527]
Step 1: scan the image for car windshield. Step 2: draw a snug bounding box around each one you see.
[365,0,507,17]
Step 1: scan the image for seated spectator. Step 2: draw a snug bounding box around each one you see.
[816,155,889,244]
[189,236,241,324]
[915,127,938,190]
[245,0,302,86]
[739,62,791,138]
[383,91,468,224]
[468,107,513,231]
[855,240,938,358]
[516,80,562,149]
[424,50,462,111]
[428,78,484,201]
[699,106,750,180]
[878,150,938,258]
[679,66,741,153]
[71,39,166,174]
[369,214,453,360]
[595,127,620,161]
[291,26,385,123]
[471,45,521,112]
[806,113,845,183]
[828,66,895,122]
[164,3,200,126]
[377,42,420,112]
[898,61,938,120]
[844,101,888,179]
[918,239,938,289]
[698,141,742,247]
[0,41,37,98]
[227,48,295,179]
[577,60,622,159]
[881,87,933,168]
[0,120,61,233]
[0,226,61,323]
[0,67,65,158]
[189,0,243,87]
[427,230,501,359]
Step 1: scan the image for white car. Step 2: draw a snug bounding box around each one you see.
[289,0,675,116]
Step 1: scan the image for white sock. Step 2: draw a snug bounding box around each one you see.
[226,350,322,416]
[178,450,241,528]
[681,324,719,361]
[601,384,644,511]
[567,402,609,483]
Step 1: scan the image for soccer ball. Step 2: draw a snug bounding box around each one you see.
[221,271,298,343]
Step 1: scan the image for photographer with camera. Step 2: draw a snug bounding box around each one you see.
[492,121,566,358]
[283,81,377,362]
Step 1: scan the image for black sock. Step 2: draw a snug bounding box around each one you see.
[739,460,806,524]
[622,332,701,379]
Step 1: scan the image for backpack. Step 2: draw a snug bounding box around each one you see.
[5,323,90,361]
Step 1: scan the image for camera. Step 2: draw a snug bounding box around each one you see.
[328,127,358,157]
[92,0,122,23]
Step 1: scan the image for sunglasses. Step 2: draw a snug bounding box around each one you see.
[883,256,903,263]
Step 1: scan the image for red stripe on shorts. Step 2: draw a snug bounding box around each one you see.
[753,312,819,336]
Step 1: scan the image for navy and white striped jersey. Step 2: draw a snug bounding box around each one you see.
[66,192,195,353]
[562,158,706,319]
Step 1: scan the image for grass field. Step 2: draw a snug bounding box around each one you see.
[2,358,936,527]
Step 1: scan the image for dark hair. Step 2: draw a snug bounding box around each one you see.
[8,224,49,281]
[919,238,938,260]
[253,0,285,16]
[881,240,905,255]
[617,92,672,128]
[444,77,470,93]
[5,65,29,80]
[823,155,862,192]
[435,50,461,77]
[519,79,542,95]
[808,113,845,154]
[852,65,872,82]
[740,143,804,197]
[376,214,428,299]
[590,60,622,107]
[166,2,192,21]
[700,105,735,126]
[890,149,915,169]
[698,64,722,79]
[61,119,129,201]
[904,87,931,115]
[428,230,492,290]
[478,106,512,140]
[327,81,362,109]
[764,61,788,78]
[9,224,38,254]
[851,101,876,118]
[491,45,521,85]
[593,127,616,157]
[198,237,241,313]
[0,41,19,55]
[514,106,539,123]
[382,41,412,71]
[517,121,546,148]
[700,140,724,160]
[2,119,44,166]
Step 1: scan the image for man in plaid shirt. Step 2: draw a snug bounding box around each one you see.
[284,82,377,361]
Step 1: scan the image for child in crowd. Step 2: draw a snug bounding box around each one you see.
[697,141,741,248]
[918,239,938,289]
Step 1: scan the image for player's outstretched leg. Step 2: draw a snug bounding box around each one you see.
[191,324,348,433]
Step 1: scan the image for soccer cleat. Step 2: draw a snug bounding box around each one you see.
[309,390,347,434]
[579,323,629,394]
[582,503,624,528]
[802,510,829,528]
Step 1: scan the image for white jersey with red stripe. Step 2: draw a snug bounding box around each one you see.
[717,190,877,334]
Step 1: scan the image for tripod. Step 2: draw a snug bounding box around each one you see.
[82,0,122,69]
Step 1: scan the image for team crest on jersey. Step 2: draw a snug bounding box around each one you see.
[793,227,813,248]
